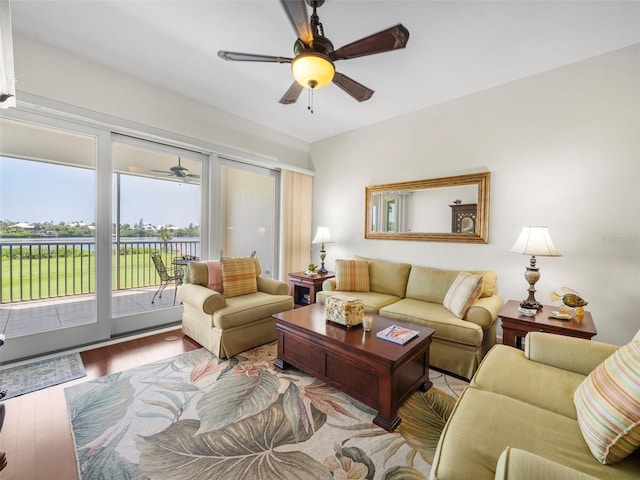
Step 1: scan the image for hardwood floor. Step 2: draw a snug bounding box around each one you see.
[0,329,200,480]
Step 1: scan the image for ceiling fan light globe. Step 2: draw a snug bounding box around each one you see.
[291,52,334,89]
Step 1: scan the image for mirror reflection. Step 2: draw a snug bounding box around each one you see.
[365,172,490,243]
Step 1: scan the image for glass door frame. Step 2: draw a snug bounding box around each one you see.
[0,109,112,362]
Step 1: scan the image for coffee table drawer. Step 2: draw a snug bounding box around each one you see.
[326,354,379,407]
[279,333,325,378]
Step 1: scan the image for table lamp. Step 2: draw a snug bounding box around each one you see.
[510,226,561,310]
[312,227,334,274]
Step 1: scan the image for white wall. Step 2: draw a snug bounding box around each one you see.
[310,44,640,346]
[12,34,312,171]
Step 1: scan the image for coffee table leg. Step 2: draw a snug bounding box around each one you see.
[273,357,288,369]
[373,413,401,432]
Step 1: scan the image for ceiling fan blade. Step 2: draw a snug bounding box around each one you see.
[151,169,173,175]
[128,166,150,174]
[331,24,410,61]
[280,0,313,45]
[279,81,304,105]
[332,72,374,102]
[218,51,293,63]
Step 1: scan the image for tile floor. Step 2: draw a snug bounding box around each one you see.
[0,285,180,338]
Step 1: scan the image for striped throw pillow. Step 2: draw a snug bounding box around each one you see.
[335,259,370,292]
[221,257,257,298]
[443,272,483,319]
[574,340,640,464]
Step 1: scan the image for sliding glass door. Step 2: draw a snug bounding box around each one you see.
[0,112,111,362]
[218,161,279,278]
[110,136,206,336]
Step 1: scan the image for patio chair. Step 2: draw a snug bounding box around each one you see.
[150,253,184,305]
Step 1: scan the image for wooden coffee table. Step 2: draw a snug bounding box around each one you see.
[273,303,435,432]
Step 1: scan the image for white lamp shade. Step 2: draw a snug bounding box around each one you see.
[312,227,334,244]
[292,53,335,89]
[510,226,561,257]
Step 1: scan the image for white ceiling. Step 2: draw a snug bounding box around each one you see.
[9,1,640,143]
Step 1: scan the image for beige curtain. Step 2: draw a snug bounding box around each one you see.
[280,169,313,282]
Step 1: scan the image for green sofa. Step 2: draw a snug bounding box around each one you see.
[430,332,640,479]
[177,257,293,358]
[317,256,504,379]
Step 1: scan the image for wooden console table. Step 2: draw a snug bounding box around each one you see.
[288,271,334,308]
[499,299,597,349]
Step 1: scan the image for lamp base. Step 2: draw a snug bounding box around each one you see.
[522,257,543,310]
[520,299,543,310]
[317,245,328,275]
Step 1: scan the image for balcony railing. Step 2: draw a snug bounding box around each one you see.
[0,238,199,304]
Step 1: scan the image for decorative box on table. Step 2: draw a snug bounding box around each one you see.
[325,294,364,327]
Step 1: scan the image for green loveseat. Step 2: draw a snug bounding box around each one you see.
[430,332,640,479]
[317,256,504,379]
[177,257,293,358]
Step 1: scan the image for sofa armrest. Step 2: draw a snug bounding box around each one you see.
[322,278,337,291]
[524,332,619,376]
[257,277,289,295]
[465,294,505,329]
[495,447,599,480]
[177,283,226,315]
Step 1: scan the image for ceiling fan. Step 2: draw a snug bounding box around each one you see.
[151,158,200,183]
[218,0,409,105]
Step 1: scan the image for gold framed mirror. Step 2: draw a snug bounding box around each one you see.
[365,172,490,243]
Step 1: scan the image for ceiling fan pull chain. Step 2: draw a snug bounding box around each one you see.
[307,88,314,114]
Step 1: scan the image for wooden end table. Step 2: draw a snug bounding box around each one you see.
[273,303,435,432]
[499,299,597,349]
[288,271,334,307]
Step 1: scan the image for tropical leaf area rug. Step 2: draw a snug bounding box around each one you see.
[64,342,467,480]
[0,352,86,400]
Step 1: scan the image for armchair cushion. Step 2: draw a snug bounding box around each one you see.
[188,261,223,293]
[443,272,484,319]
[221,257,257,297]
[525,333,619,376]
[335,259,370,292]
[495,447,600,480]
[188,261,209,287]
[574,339,640,464]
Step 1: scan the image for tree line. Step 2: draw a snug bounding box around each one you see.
[0,219,199,239]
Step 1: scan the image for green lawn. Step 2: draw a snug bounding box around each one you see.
[1,253,170,303]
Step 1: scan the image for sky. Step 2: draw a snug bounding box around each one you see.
[0,156,200,227]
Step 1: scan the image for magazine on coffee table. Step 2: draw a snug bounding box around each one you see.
[376,324,419,345]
